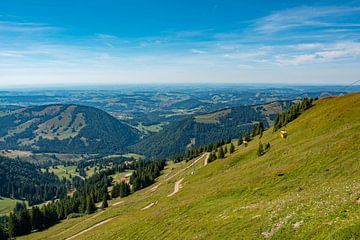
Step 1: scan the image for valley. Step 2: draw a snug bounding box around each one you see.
[11,92,360,240]
[1,1,360,239]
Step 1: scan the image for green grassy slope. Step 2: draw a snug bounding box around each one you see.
[0,197,24,215]
[20,93,360,240]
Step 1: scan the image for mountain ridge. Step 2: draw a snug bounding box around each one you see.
[132,100,293,158]
[0,104,140,154]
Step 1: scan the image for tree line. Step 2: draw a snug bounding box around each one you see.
[130,159,166,191]
[0,156,68,206]
[273,98,313,131]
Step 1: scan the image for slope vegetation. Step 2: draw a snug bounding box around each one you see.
[133,100,292,158]
[20,93,360,239]
[0,104,139,153]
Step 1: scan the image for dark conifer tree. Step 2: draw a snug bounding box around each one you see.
[0,224,8,240]
[31,206,44,230]
[237,136,243,146]
[18,208,32,235]
[229,143,235,154]
[257,142,264,156]
[101,192,109,209]
[7,212,18,238]
[244,132,251,142]
[218,147,225,159]
[86,196,96,214]
[265,142,270,151]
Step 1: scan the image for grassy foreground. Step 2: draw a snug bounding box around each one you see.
[20,93,360,240]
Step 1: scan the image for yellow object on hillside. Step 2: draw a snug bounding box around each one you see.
[280,130,288,139]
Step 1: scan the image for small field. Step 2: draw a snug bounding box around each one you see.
[195,109,231,123]
[0,197,25,215]
[47,165,80,180]
[111,170,134,184]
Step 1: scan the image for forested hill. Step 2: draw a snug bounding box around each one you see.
[0,104,140,153]
[0,156,67,205]
[132,100,293,158]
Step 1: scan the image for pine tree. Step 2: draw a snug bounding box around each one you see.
[244,132,251,142]
[18,208,32,235]
[224,146,228,154]
[86,196,96,214]
[0,224,8,240]
[79,198,87,213]
[31,206,44,230]
[237,136,243,146]
[257,142,264,156]
[229,143,235,154]
[218,147,225,159]
[265,142,270,151]
[8,212,18,238]
[101,192,109,209]
[111,184,120,199]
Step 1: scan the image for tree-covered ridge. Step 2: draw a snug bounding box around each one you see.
[0,156,67,206]
[0,157,166,239]
[273,98,314,131]
[132,100,292,158]
[0,104,140,153]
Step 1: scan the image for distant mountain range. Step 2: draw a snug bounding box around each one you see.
[0,104,139,153]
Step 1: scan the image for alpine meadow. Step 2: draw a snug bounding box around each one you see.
[0,1,359,240]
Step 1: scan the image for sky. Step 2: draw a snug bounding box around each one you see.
[0,0,360,87]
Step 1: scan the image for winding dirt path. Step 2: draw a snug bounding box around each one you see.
[60,153,211,239]
[112,201,124,206]
[167,178,184,197]
[65,217,114,240]
[166,152,209,181]
[204,155,209,166]
[141,201,158,210]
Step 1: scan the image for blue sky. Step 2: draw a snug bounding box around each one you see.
[0,0,360,86]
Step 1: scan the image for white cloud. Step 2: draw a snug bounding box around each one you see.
[254,6,360,33]
[223,51,267,60]
[0,21,57,32]
[275,41,360,65]
[191,49,206,54]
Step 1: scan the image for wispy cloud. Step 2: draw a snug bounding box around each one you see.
[191,49,206,54]
[254,6,360,33]
[275,41,360,65]
[0,20,57,32]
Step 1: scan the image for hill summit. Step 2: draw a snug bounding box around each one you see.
[0,104,139,153]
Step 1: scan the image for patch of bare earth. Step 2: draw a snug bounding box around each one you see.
[65,217,114,240]
[141,201,158,211]
[261,214,292,238]
[168,178,184,197]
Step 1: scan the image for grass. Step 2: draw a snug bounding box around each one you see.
[135,123,164,134]
[0,197,25,215]
[121,153,145,160]
[47,165,80,180]
[19,93,360,240]
[111,170,134,184]
[194,109,231,123]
